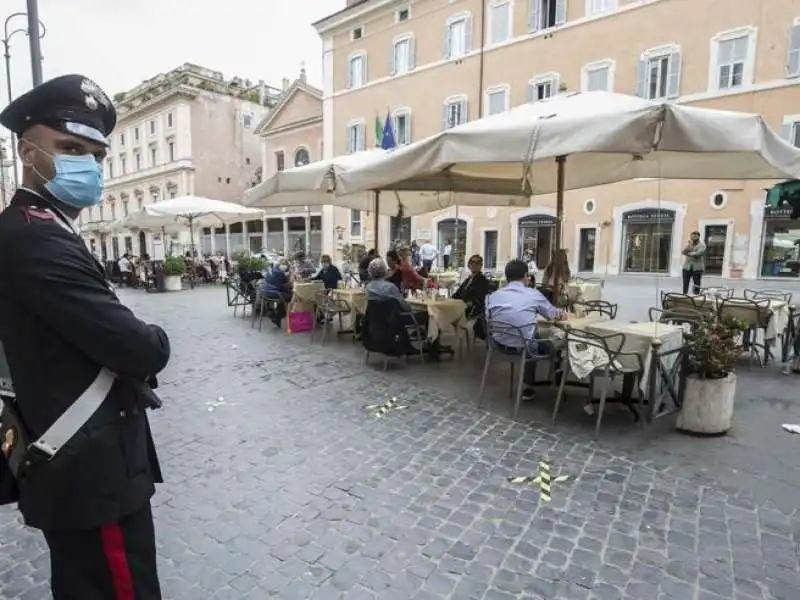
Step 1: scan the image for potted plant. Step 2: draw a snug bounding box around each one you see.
[162,256,185,292]
[676,315,743,435]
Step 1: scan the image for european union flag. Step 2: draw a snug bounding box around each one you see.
[380,111,396,150]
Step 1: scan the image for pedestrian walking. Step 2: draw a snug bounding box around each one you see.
[0,74,170,599]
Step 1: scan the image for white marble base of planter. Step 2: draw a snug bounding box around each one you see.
[164,275,183,292]
[676,373,736,435]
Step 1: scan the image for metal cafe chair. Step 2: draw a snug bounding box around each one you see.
[478,320,559,419]
[311,290,352,346]
[718,298,774,366]
[552,328,644,439]
[745,288,793,303]
[574,300,618,319]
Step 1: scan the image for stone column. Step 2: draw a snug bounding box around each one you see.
[261,216,268,253]
[283,217,289,256]
[242,220,248,254]
[225,223,231,258]
[304,207,311,256]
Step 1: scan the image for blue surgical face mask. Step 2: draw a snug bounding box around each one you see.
[30,143,104,208]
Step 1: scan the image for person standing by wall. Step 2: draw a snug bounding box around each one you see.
[419,239,437,272]
[442,239,453,269]
[681,231,707,295]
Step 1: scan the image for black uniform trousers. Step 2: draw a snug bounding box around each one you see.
[43,502,161,600]
[681,268,703,295]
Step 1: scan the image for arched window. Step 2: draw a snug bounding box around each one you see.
[294,148,310,167]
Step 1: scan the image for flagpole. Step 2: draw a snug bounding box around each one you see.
[374,191,380,251]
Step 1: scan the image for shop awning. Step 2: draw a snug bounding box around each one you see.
[765,179,800,210]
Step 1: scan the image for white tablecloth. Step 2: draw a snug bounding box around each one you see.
[568,320,683,395]
[407,297,467,341]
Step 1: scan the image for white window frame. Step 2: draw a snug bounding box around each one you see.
[487,0,513,46]
[781,114,800,147]
[484,84,511,116]
[350,25,365,41]
[638,44,682,100]
[528,0,567,33]
[444,12,472,60]
[350,209,362,238]
[585,0,617,16]
[396,5,411,23]
[149,145,157,167]
[708,26,757,92]
[346,51,367,89]
[391,34,415,76]
[443,94,469,129]
[274,149,285,172]
[786,17,800,78]
[392,108,412,146]
[166,113,174,128]
[527,72,560,102]
[345,119,366,154]
[581,59,615,92]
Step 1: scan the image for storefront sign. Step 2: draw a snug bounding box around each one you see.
[622,209,675,223]
[764,205,793,219]
[519,214,557,227]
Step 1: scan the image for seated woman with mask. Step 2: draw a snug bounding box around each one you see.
[260,258,293,327]
[452,254,491,319]
[311,254,342,290]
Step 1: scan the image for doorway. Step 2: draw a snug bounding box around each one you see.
[622,209,675,273]
[138,231,147,257]
[578,228,596,272]
[437,218,467,267]
[704,225,727,276]
[517,215,555,268]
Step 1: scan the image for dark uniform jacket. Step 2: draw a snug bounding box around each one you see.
[0,188,170,531]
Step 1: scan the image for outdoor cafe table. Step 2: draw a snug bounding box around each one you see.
[331,287,366,332]
[567,280,603,303]
[292,281,325,304]
[564,320,685,421]
[406,296,467,342]
[711,297,790,342]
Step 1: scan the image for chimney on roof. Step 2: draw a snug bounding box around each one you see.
[258,79,266,106]
[282,77,290,90]
[299,61,307,83]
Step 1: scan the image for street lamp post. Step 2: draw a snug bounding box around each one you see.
[3,12,46,188]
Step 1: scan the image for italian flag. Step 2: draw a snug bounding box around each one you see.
[374,115,383,147]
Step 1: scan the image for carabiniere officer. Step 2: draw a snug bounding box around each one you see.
[0,75,170,598]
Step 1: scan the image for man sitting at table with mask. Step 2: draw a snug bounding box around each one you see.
[486,259,566,400]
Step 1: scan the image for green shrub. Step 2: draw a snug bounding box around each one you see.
[163,256,185,276]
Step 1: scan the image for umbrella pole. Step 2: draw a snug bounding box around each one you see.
[555,155,566,250]
[373,190,380,251]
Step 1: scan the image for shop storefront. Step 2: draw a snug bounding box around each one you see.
[621,209,675,273]
[517,214,556,267]
[760,205,800,278]
[437,218,467,267]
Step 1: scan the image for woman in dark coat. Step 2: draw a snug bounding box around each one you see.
[452,254,492,319]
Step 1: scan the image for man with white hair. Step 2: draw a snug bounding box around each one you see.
[364,258,429,329]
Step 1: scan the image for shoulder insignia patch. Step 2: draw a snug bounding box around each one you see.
[19,207,55,223]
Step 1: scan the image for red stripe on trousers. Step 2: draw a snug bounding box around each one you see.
[100,522,135,600]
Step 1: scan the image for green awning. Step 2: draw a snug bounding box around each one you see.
[766,179,800,209]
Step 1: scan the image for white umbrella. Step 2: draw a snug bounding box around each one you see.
[242,149,528,217]
[335,92,800,247]
[111,195,264,252]
[336,91,800,196]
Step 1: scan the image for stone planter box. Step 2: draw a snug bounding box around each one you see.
[676,373,736,435]
[164,275,183,292]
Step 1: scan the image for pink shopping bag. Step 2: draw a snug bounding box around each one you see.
[287,311,313,333]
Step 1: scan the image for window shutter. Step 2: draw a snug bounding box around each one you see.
[389,44,396,76]
[788,25,800,77]
[442,103,450,129]
[555,0,567,26]
[465,15,474,52]
[666,50,682,98]
[526,82,535,102]
[528,0,541,31]
[780,123,793,143]
[358,123,366,150]
[408,37,416,70]
[634,59,647,97]
[442,25,452,59]
[361,54,368,84]
[460,99,469,124]
[345,60,352,89]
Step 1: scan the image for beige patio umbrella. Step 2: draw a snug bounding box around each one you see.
[335,91,800,249]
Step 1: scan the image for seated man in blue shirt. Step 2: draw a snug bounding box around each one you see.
[486,259,566,400]
[261,259,293,327]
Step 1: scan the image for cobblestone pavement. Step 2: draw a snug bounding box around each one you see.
[2,279,800,599]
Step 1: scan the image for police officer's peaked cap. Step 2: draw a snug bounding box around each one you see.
[0,74,116,146]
